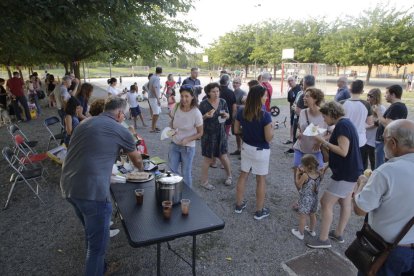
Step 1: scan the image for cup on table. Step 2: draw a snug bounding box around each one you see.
[162,200,173,219]
[220,110,226,118]
[158,164,166,173]
[180,199,190,216]
[120,154,128,165]
[134,189,144,205]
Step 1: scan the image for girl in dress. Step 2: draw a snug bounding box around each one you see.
[168,90,176,112]
[291,154,322,240]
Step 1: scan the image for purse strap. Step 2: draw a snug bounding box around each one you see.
[365,214,414,248]
[304,109,310,125]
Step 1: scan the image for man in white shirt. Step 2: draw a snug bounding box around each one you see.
[148,67,162,132]
[342,80,373,168]
[353,119,414,275]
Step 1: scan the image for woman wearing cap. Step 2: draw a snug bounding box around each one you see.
[199,82,232,190]
[234,85,274,220]
[168,85,203,188]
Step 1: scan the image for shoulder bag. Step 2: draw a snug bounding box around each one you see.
[345,214,414,276]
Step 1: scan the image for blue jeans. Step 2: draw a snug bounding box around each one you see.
[357,246,414,276]
[67,198,112,276]
[12,96,31,121]
[168,142,195,187]
[375,141,385,169]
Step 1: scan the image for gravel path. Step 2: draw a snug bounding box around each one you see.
[0,85,382,276]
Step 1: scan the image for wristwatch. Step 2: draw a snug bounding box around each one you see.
[323,141,329,148]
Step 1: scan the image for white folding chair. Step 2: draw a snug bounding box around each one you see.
[44,116,64,150]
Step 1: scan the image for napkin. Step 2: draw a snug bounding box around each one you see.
[303,123,327,136]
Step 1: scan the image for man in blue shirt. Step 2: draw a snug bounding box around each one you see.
[182,68,201,87]
[334,76,350,102]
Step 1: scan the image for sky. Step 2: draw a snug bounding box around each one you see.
[185,0,412,52]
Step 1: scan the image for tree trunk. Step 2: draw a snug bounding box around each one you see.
[273,64,277,79]
[6,66,12,79]
[69,62,74,73]
[63,62,69,75]
[336,64,340,76]
[18,68,24,82]
[244,64,249,79]
[366,64,373,83]
[73,62,81,79]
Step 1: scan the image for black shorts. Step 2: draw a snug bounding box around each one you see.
[130,106,141,117]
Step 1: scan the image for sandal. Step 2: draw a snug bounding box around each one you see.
[224,177,232,186]
[149,129,160,133]
[200,181,215,190]
[209,164,218,168]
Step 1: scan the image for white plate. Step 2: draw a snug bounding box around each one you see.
[127,173,154,183]
[303,123,327,136]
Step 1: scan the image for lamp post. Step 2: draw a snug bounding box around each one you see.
[253,3,261,79]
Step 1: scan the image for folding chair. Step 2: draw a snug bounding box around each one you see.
[8,124,38,150]
[13,135,48,164]
[44,116,64,150]
[2,147,45,209]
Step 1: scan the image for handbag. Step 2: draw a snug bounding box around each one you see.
[345,214,414,276]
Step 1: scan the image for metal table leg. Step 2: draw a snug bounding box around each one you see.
[157,243,161,276]
[192,236,196,276]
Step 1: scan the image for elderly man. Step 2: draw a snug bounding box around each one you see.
[334,76,350,102]
[353,119,414,275]
[54,75,74,122]
[61,97,143,275]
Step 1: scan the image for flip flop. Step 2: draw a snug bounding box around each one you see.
[209,164,218,168]
[149,129,160,133]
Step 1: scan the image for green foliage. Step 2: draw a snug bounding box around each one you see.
[0,0,198,77]
[204,3,414,82]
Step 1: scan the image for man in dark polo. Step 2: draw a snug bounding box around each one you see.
[60,97,143,275]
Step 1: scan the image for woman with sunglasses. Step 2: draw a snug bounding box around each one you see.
[168,85,203,188]
[198,82,232,190]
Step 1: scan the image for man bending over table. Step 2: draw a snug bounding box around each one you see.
[60,97,143,275]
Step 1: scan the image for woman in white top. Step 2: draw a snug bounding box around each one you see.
[107,77,119,97]
[168,85,203,187]
[364,88,386,170]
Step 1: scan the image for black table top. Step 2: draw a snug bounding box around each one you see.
[110,181,225,247]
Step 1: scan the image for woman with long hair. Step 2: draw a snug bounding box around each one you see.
[198,82,232,190]
[75,82,94,120]
[168,85,203,187]
[364,88,386,170]
[234,85,274,220]
[64,97,82,147]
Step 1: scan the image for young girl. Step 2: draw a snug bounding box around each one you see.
[127,84,147,129]
[168,90,176,112]
[291,154,322,240]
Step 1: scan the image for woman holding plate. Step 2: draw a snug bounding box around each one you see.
[168,85,203,188]
[292,88,327,182]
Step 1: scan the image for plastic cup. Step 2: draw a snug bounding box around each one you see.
[162,200,173,219]
[134,189,144,205]
[180,199,190,216]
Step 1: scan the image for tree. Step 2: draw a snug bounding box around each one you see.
[0,0,198,78]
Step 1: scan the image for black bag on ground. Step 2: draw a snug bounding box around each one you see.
[345,215,414,276]
[37,90,46,99]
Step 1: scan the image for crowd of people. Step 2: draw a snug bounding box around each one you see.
[1,67,413,275]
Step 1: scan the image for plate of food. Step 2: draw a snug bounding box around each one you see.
[126,171,154,183]
[161,127,177,140]
[303,123,327,136]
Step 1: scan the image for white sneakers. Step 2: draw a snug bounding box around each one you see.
[291,226,317,240]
